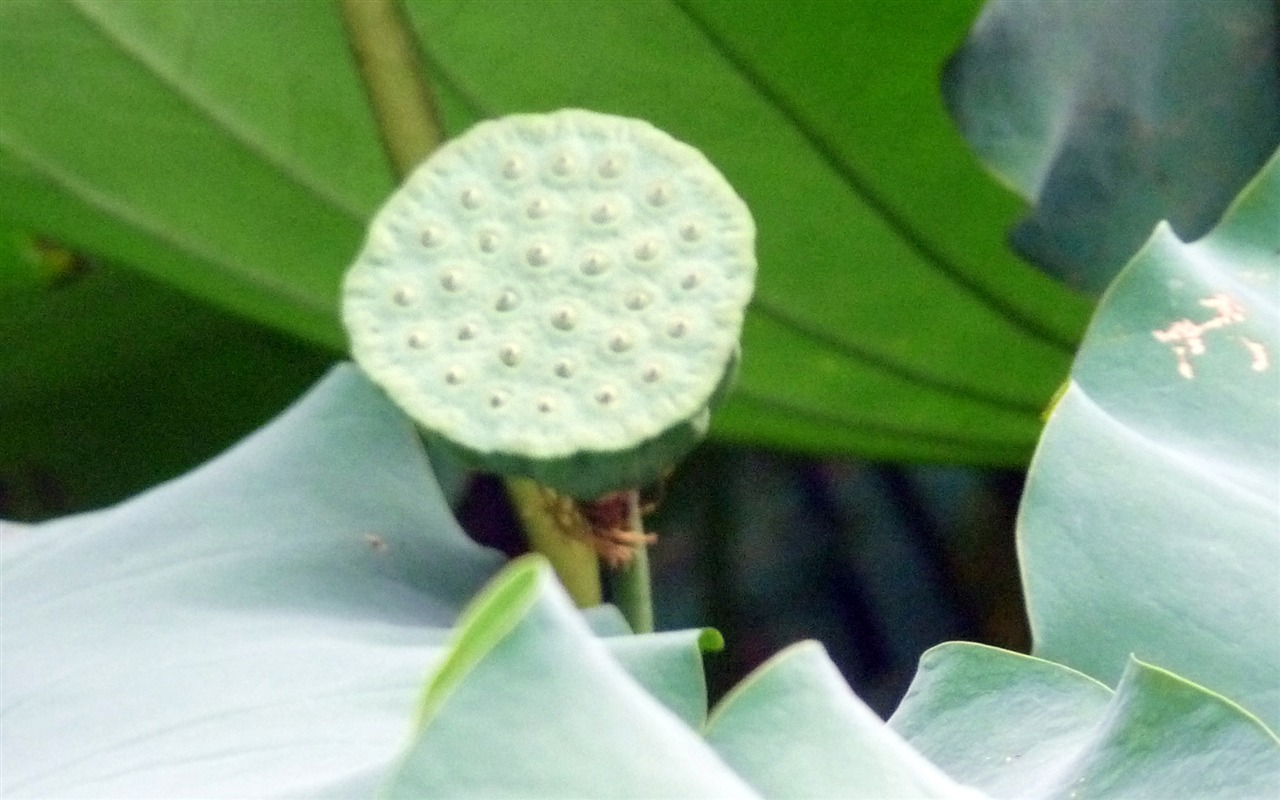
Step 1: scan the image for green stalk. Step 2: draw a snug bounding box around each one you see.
[610,490,654,633]
[506,479,602,607]
[337,0,443,176]
[337,0,602,607]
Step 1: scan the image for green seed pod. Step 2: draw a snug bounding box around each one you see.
[343,109,755,498]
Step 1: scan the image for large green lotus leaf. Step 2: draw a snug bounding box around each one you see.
[0,366,716,797]
[0,0,1090,464]
[702,641,985,799]
[945,0,1280,292]
[889,643,1280,799]
[1018,150,1280,729]
[0,262,334,517]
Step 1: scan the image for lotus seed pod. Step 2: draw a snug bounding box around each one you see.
[343,109,755,499]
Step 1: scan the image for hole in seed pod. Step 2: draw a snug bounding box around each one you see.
[646,182,673,207]
[489,391,508,409]
[526,197,551,220]
[550,152,575,178]
[478,230,501,253]
[551,306,578,331]
[460,187,484,210]
[642,364,662,383]
[421,226,443,248]
[495,289,520,312]
[625,290,651,310]
[440,270,464,292]
[595,386,619,405]
[553,359,575,378]
[667,318,689,338]
[679,220,704,243]
[392,286,417,307]
[536,396,556,413]
[526,243,552,268]
[498,343,521,367]
[407,330,429,349]
[580,250,610,276]
[598,155,623,179]
[445,367,466,385]
[457,322,479,341]
[501,155,525,181]
[590,201,618,225]
[608,331,633,353]
[680,272,702,290]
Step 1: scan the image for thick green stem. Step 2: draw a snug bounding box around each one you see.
[611,490,654,633]
[506,479,603,607]
[337,0,444,176]
[338,0,602,606]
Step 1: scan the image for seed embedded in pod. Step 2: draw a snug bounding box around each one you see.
[421,225,443,248]
[501,155,525,180]
[444,366,466,385]
[580,250,611,276]
[595,386,619,405]
[526,243,553,268]
[646,182,673,208]
[440,270,464,292]
[551,306,578,331]
[667,318,689,338]
[679,220,704,243]
[526,197,551,220]
[478,230,502,253]
[407,330,429,349]
[590,201,619,225]
[392,285,417,307]
[598,156,624,179]
[536,396,556,413]
[625,290,651,310]
[457,322,479,341]
[495,289,520,312]
[642,364,662,383]
[608,331,633,353]
[550,152,575,178]
[488,391,509,409]
[498,343,521,367]
[634,238,661,262]
[553,359,575,378]
[681,272,703,290]
[460,187,484,210]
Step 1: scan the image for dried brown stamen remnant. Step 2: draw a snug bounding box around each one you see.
[539,486,658,569]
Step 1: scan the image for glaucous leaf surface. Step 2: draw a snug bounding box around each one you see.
[703,642,985,799]
[891,643,1280,799]
[1018,151,1280,730]
[384,557,986,799]
[0,0,1091,464]
[383,557,756,798]
[945,0,1280,291]
[0,366,714,797]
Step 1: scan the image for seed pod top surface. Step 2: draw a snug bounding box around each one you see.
[343,109,755,465]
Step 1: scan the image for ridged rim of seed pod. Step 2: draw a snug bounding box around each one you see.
[343,109,755,464]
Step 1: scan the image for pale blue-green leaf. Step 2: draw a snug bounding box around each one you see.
[704,641,988,799]
[1,365,502,798]
[1018,150,1280,729]
[382,558,757,799]
[1,366,718,797]
[945,0,1280,291]
[889,643,1117,797]
[891,644,1280,799]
